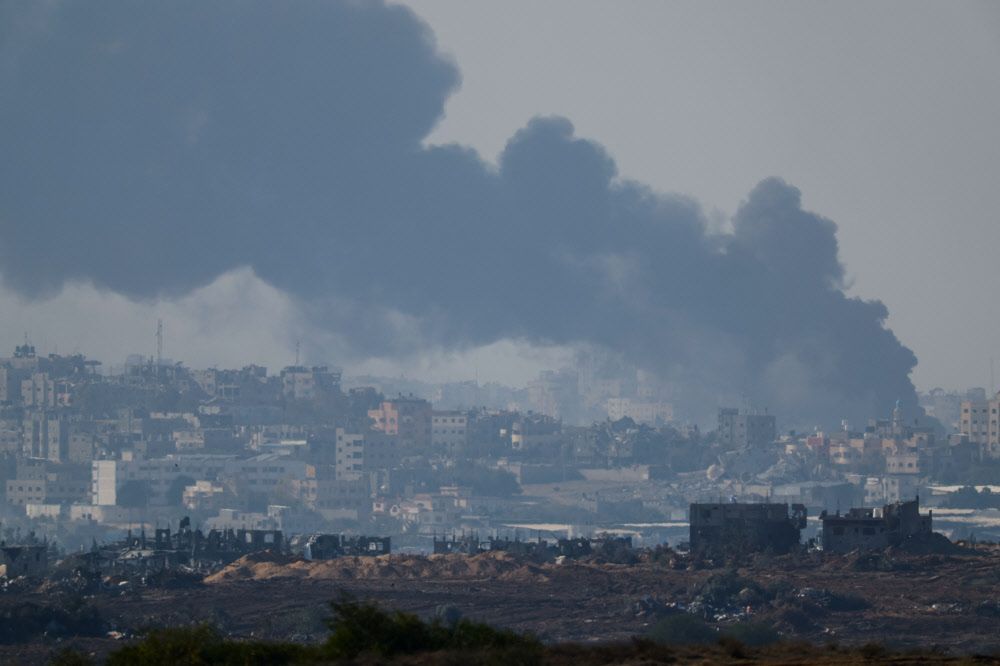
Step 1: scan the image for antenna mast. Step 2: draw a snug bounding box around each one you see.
[156,319,163,375]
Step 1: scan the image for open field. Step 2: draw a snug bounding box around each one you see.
[1,546,999,664]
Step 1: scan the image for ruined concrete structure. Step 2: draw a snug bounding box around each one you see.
[432,532,637,560]
[717,408,777,448]
[689,502,807,556]
[820,497,933,553]
[0,544,47,578]
[555,535,633,558]
[433,533,482,555]
[303,534,390,559]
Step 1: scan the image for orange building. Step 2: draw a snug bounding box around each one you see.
[368,397,432,455]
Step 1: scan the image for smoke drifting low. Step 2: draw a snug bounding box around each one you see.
[0,0,918,427]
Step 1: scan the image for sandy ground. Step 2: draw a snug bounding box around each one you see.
[1,546,998,664]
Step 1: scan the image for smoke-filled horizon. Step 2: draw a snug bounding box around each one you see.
[0,1,920,427]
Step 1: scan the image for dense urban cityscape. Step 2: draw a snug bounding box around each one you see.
[2,337,998,551]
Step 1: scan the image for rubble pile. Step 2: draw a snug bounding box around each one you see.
[201,548,629,584]
[204,550,548,583]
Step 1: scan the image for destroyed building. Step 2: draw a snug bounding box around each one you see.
[431,533,636,560]
[433,533,482,555]
[820,497,933,553]
[689,502,807,557]
[302,534,390,559]
[75,518,286,578]
[555,535,633,558]
[0,544,48,578]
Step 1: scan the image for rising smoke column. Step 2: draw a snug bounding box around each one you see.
[0,0,919,427]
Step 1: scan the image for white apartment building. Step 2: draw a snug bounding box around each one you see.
[959,393,1000,459]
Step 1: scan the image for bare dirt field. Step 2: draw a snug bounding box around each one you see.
[2,546,998,664]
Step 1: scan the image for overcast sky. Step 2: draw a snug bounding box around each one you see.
[1,1,997,393]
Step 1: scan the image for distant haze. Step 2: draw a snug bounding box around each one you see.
[2,1,997,425]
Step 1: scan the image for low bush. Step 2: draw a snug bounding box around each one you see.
[695,570,766,608]
[105,625,309,666]
[323,593,539,658]
[98,596,541,665]
[0,597,105,644]
[826,591,870,612]
[721,621,780,647]
[718,635,747,658]
[647,613,717,645]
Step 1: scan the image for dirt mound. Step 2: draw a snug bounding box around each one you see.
[205,550,534,584]
[894,532,966,555]
[500,563,551,583]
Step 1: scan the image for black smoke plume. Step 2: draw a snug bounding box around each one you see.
[0,0,919,427]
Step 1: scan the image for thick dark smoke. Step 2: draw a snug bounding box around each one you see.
[0,1,919,427]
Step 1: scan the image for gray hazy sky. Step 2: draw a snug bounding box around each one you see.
[1,1,997,393]
[399,0,1000,391]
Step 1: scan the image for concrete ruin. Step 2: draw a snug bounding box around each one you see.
[820,497,933,553]
[433,533,482,555]
[0,544,48,578]
[302,534,390,559]
[689,502,807,557]
[432,532,636,561]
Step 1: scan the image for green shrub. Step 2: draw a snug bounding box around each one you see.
[48,648,94,666]
[859,642,887,660]
[323,594,539,659]
[718,635,747,658]
[101,597,540,665]
[826,592,870,612]
[696,571,764,608]
[647,613,717,645]
[105,625,309,665]
[721,621,780,647]
[0,598,105,644]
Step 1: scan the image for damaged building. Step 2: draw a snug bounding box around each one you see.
[0,544,48,578]
[433,533,482,555]
[820,497,933,552]
[689,502,807,557]
[431,533,635,560]
[75,518,286,578]
[302,534,390,559]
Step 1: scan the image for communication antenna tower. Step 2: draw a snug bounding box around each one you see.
[295,340,301,366]
[156,319,164,370]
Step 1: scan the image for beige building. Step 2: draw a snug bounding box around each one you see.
[368,398,431,455]
[0,426,20,454]
[280,365,341,401]
[431,411,468,455]
[959,393,1000,459]
[334,430,365,480]
[0,366,22,405]
[6,459,89,507]
[21,373,55,408]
